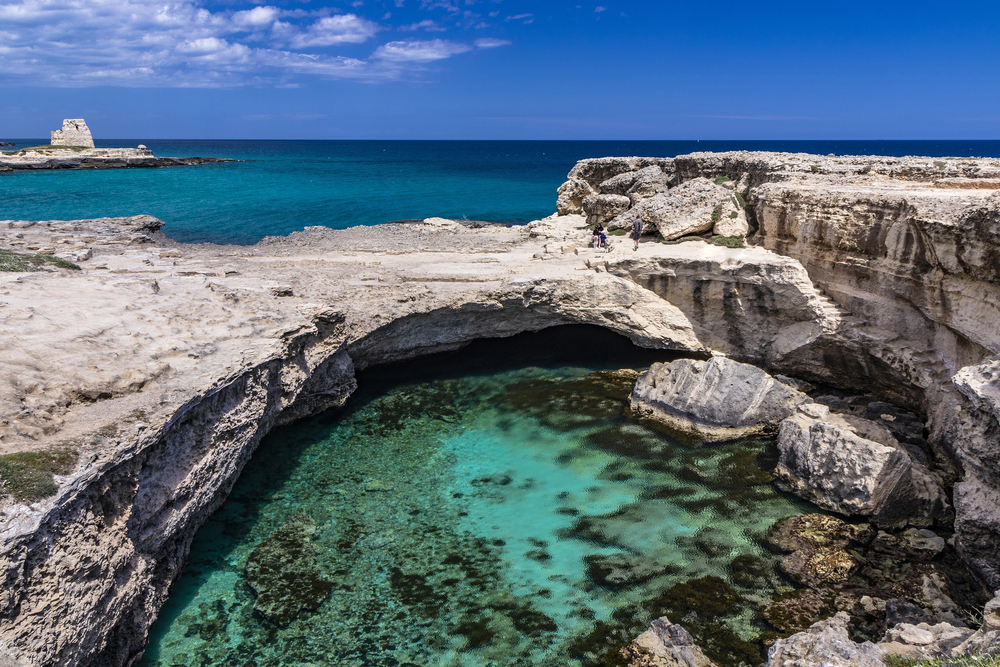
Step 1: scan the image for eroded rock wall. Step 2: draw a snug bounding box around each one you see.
[752,180,1000,586]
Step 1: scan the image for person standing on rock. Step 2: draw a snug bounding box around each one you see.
[631,216,643,251]
[593,223,605,249]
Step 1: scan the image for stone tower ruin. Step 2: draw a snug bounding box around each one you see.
[50,119,95,148]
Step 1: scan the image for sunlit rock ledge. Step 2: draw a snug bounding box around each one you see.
[0,150,998,667]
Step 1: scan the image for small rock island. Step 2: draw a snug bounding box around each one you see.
[0,118,232,171]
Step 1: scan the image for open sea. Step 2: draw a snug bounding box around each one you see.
[3,139,1000,244]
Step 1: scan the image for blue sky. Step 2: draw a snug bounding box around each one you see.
[1,0,999,139]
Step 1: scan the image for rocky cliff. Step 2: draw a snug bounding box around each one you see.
[0,150,999,666]
[561,152,1000,588]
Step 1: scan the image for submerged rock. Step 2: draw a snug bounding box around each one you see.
[769,514,872,589]
[620,616,716,667]
[630,357,811,442]
[584,553,670,588]
[780,545,858,588]
[871,528,945,560]
[764,589,837,636]
[245,514,334,625]
[766,612,884,667]
[768,513,874,553]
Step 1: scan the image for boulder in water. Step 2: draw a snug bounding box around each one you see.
[776,406,950,528]
[630,357,811,442]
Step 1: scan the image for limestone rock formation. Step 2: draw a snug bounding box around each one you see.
[871,528,945,560]
[630,357,811,441]
[628,352,948,526]
[776,405,949,527]
[244,514,334,625]
[608,178,732,238]
[583,193,631,225]
[879,621,973,660]
[598,165,673,204]
[556,178,595,215]
[620,616,716,667]
[766,612,884,667]
[602,246,832,364]
[567,156,674,191]
[50,119,95,148]
[0,147,226,171]
[625,165,675,204]
[598,169,643,196]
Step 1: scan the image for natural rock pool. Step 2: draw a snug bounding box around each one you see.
[139,330,816,667]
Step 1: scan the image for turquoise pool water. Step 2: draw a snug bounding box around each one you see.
[139,361,815,667]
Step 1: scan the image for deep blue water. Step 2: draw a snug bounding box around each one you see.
[2,140,1000,245]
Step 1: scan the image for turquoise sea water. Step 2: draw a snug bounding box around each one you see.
[3,140,1000,244]
[139,330,816,667]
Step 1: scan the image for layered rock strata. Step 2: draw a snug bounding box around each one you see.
[0,149,999,666]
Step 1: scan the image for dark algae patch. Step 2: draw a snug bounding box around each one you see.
[140,359,816,667]
[244,514,333,625]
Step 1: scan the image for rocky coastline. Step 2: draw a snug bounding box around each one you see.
[0,150,999,666]
[0,147,232,171]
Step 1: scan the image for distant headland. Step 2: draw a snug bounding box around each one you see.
[0,118,233,171]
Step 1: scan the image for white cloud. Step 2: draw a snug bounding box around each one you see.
[474,37,510,48]
[289,14,380,48]
[232,6,280,28]
[420,0,460,11]
[399,19,447,32]
[595,6,607,12]
[505,13,533,24]
[373,39,472,62]
[0,0,504,87]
